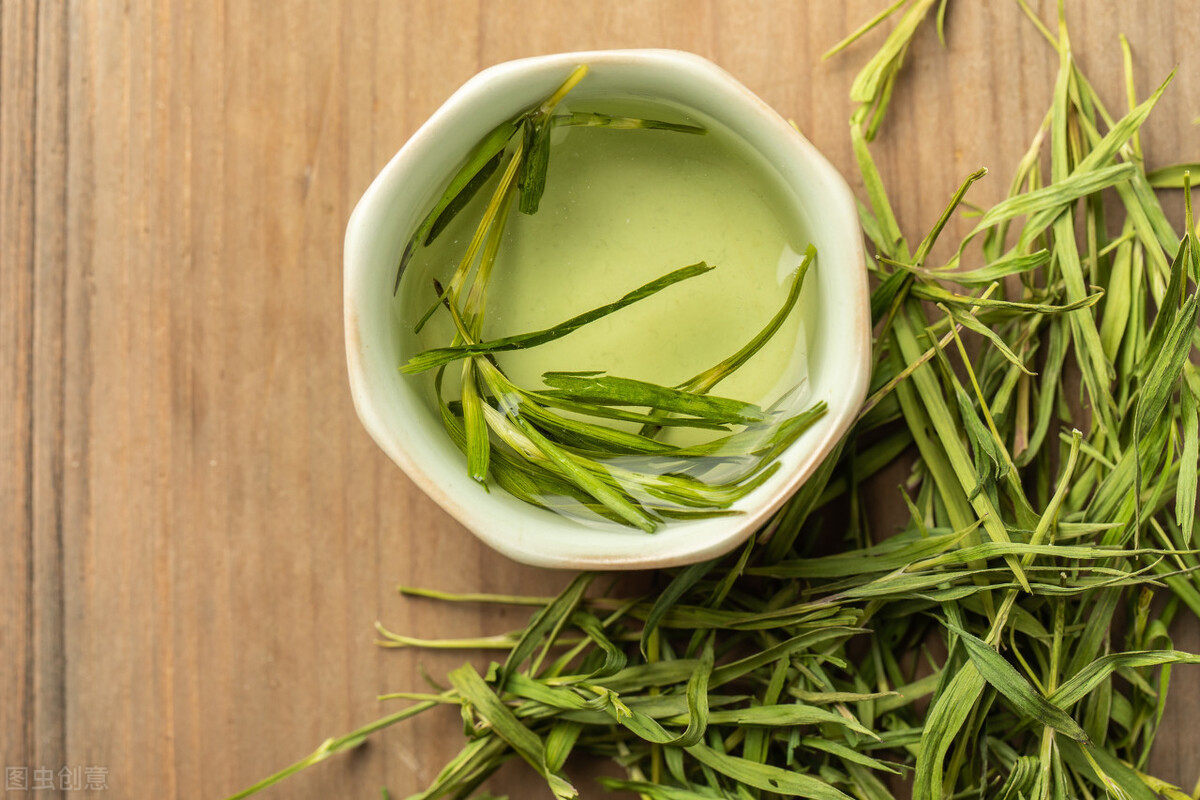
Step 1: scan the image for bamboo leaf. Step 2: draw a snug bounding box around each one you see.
[425,152,502,246]
[402,262,713,373]
[915,249,1051,284]
[1135,295,1199,440]
[641,561,718,657]
[1058,739,1159,800]
[958,163,1136,253]
[518,65,588,214]
[1140,236,1191,370]
[541,372,767,425]
[821,0,910,60]
[945,305,1034,376]
[461,360,490,483]
[1050,650,1200,709]
[681,245,816,394]
[915,168,988,265]
[500,573,592,688]
[911,282,1103,314]
[510,412,659,532]
[675,704,875,739]
[912,664,986,800]
[851,120,909,258]
[1177,378,1199,544]
[448,664,578,799]
[1075,69,1175,174]
[799,736,901,774]
[543,721,581,773]
[669,637,715,748]
[948,624,1089,742]
[553,111,706,135]
[570,612,627,679]
[685,743,855,800]
[1146,163,1200,189]
[394,119,520,291]
[846,0,939,138]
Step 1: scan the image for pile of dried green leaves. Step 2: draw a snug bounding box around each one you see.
[229,2,1200,799]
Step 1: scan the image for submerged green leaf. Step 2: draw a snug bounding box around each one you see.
[681,244,817,395]
[395,118,520,292]
[401,263,714,373]
[518,65,589,214]
[541,372,768,425]
[553,111,706,135]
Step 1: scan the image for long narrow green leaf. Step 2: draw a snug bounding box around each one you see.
[949,624,1089,741]
[916,249,1051,284]
[912,664,986,800]
[500,573,593,688]
[596,780,737,800]
[401,263,714,373]
[851,120,909,258]
[892,302,1031,590]
[1075,70,1175,174]
[911,282,1102,314]
[961,162,1136,246]
[681,245,816,394]
[1050,650,1200,709]
[552,111,706,135]
[1058,739,1160,800]
[461,359,490,483]
[674,704,875,739]
[668,638,715,748]
[448,664,577,799]
[518,65,588,214]
[510,413,658,532]
[945,305,1034,375]
[750,527,975,579]
[821,0,910,60]
[1135,295,1199,440]
[1177,378,1199,544]
[1140,236,1191,370]
[1146,163,1200,189]
[915,168,988,265]
[847,0,939,137]
[641,561,718,657]
[543,721,581,773]
[685,743,855,800]
[394,119,519,291]
[425,152,502,246]
[542,373,767,425]
[517,390,730,431]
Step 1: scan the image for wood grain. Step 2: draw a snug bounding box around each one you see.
[1,2,1197,799]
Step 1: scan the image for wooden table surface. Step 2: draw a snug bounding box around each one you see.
[3,2,1199,798]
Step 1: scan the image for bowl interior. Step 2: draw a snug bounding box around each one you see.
[345,50,869,569]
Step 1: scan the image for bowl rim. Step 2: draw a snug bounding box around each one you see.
[345,48,871,569]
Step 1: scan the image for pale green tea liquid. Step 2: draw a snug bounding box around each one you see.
[400,99,814,446]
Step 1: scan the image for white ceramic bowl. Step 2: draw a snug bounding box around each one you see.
[345,50,869,570]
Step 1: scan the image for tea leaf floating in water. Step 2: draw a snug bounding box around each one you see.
[399,65,825,532]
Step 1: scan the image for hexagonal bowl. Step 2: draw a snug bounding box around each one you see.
[345,50,869,569]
